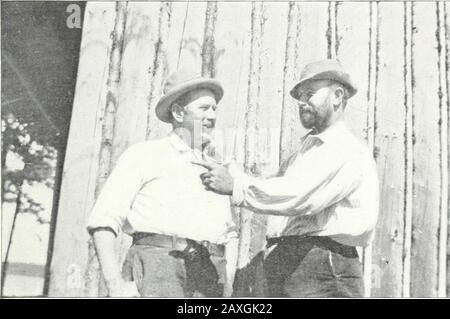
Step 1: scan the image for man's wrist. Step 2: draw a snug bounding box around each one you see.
[227,162,249,206]
[232,177,245,205]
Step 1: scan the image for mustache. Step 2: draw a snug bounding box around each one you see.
[202,121,215,128]
[299,105,315,113]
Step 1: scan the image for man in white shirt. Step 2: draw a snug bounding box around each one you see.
[87,70,237,297]
[194,60,379,297]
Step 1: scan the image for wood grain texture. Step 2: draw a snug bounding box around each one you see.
[146,2,186,140]
[410,2,441,297]
[237,0,265,281]
[214,2,252,163]
[371,2,406,297]
[335,2,372,140]
[445,1,450,298]
[89,2,129,297]
[177,1,207,73]
[50,1,450,297]
[278,2,302,164]
[48,2,118,297]
[436,1,449,297]
[202,1,218,78]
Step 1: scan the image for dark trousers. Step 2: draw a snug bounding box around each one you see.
[264,236,364,298]
[122,243,226,297]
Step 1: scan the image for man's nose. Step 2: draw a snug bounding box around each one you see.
[298,101,307,109]
[205,107,217,120]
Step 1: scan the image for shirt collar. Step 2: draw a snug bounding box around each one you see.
[168,131,205,160]
[311,120,349,144]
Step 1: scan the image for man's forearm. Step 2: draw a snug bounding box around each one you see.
[92,229,122,285]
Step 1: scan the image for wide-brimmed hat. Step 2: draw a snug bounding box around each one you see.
[155,70,224,123]
[290,59,357,100]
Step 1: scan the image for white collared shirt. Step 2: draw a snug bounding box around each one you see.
[231,121,379,247]
[87,132,237,244]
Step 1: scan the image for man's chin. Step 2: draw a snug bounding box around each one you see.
[300,120,315,129]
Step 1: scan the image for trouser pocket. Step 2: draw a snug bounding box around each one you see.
[328,249,364,297]
[328,249,363,279]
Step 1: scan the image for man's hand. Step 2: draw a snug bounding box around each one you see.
[106,277,141,297]
[92,229,141,297]
[192,160,234,195]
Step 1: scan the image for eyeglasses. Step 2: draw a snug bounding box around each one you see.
[297,89,316,103]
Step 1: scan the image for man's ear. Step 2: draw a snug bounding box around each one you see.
[332,86,345,110]
[171,103,184,123]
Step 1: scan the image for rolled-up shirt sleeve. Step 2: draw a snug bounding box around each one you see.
[231,152,363,216]
[86,145,144,236]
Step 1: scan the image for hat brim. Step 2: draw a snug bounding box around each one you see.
[289,71,357,100]
[155,78,224,123]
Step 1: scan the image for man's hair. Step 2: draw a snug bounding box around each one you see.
[168,91,196,123]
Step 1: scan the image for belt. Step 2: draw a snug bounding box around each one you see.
[132,232,225,257]
[266,235,358,258]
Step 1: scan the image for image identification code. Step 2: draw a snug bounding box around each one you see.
[177,303,273,316]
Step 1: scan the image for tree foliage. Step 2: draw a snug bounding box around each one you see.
[2,112,57,223]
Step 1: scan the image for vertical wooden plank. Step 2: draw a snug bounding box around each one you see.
[201,1,218,78]
[87,2,129,297]
[176,1,207,73]
[214,2,252,164]
[370,2,405,297]
[445,1,450,298]
[113,2,160,158]
[278,2,302,164]
[327,1,338,60]
[257,1,288,177]
[296,2,329,65]
[165,2,189,74]
[410,2,441,297]
[48,2,118,297]
[237,2,265,288]
[402,1,414,298]
[335,2,371,143]
[437,1,449,298]
[363,1,379,298]
[249,1,289,292]
[146,2,188,140]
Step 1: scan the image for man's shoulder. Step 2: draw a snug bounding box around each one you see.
[337,126,375,163]
[120,136,172,158]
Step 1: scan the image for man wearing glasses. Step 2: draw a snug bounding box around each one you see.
[195,60,379,297]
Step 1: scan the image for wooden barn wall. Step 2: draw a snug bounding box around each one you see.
[48,1,450,297]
